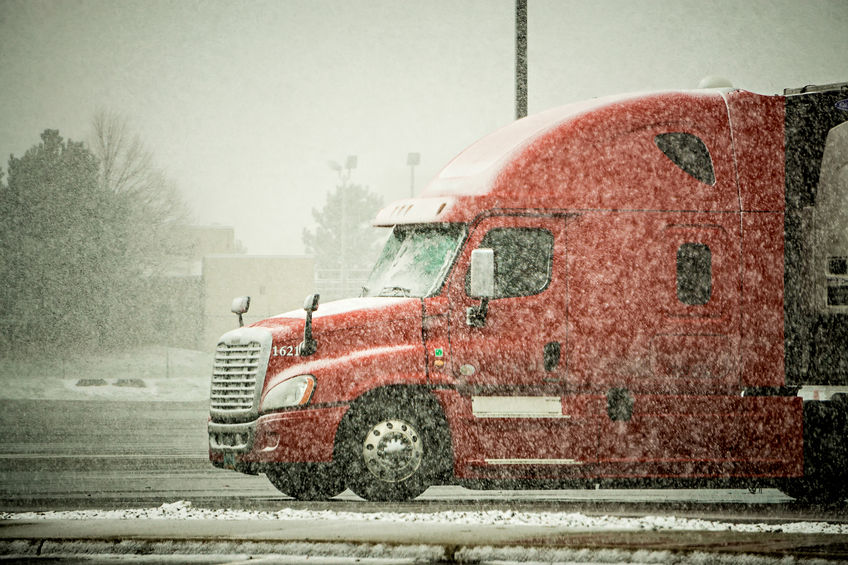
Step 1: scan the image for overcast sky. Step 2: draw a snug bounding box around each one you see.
[1,0,846,255]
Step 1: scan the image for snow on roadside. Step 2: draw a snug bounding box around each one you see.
[2,500,846,535]
[0,347,212,402]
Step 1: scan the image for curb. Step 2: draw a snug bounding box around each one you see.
[2,527,848,563]
[1,537,843,564]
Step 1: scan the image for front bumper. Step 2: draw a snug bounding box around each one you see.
[208,405,349,472]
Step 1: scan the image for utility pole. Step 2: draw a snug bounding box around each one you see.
[328,156,357,297]
[515,0,528,120]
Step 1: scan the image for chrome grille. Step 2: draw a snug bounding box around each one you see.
[210,342,262,411]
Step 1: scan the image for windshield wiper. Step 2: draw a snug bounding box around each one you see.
[378,286,411,297]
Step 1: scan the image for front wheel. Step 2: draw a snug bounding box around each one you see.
[265,463,346,501]
[338,394,450,502]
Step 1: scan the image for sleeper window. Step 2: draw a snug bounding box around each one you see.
[655,132,716,186]
[677,242,712,305]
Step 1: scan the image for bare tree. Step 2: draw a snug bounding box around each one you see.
[90,110,192,275]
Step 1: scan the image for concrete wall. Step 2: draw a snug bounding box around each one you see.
[202,255,315,349]
[180,225,237,257]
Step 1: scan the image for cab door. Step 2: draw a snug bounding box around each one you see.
[446,214,598,472]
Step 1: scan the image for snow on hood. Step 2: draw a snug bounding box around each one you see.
[271,296,415,320]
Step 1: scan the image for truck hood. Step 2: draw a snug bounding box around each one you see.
[251,297,426,401]
[261,296,420,330]
[249,296,423,350]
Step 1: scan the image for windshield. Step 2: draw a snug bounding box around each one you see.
[362,224,466,298]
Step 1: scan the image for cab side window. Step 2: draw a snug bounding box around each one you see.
[466,227,554,298]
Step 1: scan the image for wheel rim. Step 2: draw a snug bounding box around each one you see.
[360,418,423,483]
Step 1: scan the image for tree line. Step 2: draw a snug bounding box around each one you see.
[0,113,191,353]
[1,113,392,353]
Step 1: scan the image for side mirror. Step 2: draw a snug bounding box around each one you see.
[467,249,494,328]
[469,249,495,298]
[231,296,250,327]
[298,293,320,356]
[303,293,320,312]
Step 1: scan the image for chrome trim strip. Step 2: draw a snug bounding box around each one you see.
[485,458,583,465]
[208,420,255,452]
[471,395,570,418]
[209,327,272,422]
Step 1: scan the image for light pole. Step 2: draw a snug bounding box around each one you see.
[516,0,528,120]
[407,152,420,197]
[328,155,357,297]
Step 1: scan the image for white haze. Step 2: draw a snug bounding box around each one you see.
[0,0,846,255]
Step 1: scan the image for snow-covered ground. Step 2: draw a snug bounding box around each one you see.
[2,501,845,564]
[2,500,846,535]
[0,346,212,402]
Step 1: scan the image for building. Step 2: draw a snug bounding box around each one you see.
[202,254,314,349]
[161,226,315,350]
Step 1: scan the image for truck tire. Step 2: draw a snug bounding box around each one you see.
[778,478,848,504]
[265,463,346,501]
[337,390,451,502]
[778,400,848,505]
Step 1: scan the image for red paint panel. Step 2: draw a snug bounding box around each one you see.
[437,91,739,221]
[423,296,453,386]
[650,334,733,379]
[240,406,348,464]
[255,299,428,405]
[731,396,803,477]
[445,215,568,390]
[432,390,482,477]
[596,395,802,478]
[566,211,741,394]
[727,91,785,212]
[740,212,785,387]
[432,390,601,480]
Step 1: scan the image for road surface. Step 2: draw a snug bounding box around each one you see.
[2,399,848,562]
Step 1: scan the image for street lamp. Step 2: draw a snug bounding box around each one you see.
[516,0,527,119]
[407,152,420,197]
[328,155,357,180]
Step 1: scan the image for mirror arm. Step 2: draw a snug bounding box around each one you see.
[466,297,489,328]
[230,296,251,328]
[298,310,317,356]
[298,293,320,356]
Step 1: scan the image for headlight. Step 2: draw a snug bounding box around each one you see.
[260,375,316,412]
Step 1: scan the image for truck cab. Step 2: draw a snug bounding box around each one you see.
[209,83,848,502]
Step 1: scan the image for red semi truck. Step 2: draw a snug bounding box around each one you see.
[208,82,848,502]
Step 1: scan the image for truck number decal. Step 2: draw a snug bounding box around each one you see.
[272,345,297,357]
